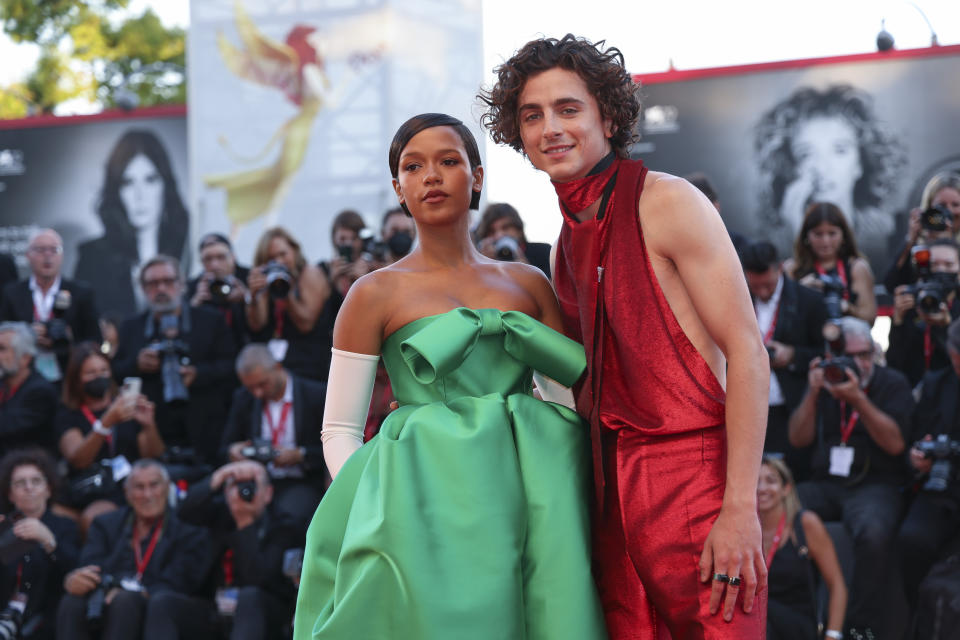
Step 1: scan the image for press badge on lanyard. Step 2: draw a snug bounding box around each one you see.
[829,402,858,478]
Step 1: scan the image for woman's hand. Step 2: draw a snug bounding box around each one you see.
[247,266,268,298]
[101,394,136,428]
[132,395,156,428]
[13,517,56,552]
[798,272,823,291]
[65,566,101,596]
[905,207,922,247]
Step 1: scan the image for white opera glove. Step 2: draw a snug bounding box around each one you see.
[533,371,576,410]
[321,348,379,479]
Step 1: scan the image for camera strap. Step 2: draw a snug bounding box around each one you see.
[132,517,164,581]
[0,381,22,404]
[764,511,787,570]
[815,261,850,301]
[264,401,293,447]
[757,300,780,344]
[81,406,114,454]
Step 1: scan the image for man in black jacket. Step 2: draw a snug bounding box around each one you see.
[0,322,57,455]
[177,460,303,640]
[56,459,215,640]
[898,318,960,606]
[887,238,960,387]
[0,229,100,381]
[742,241,828,481]
[113,255,237,465]
[221,344,327,529]
[186,233,251,353]
[788,316,915,637]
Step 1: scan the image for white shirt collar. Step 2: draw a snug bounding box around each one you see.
[28,275,61,295]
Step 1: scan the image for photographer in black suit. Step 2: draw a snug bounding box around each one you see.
[0,229,100,382]
[0,323,57,455]
[176,460,303,640]
[221,344,327,529]
[742,241,828,481]
[186,233,251,353]
[113,255,236,466]
[898,318,960,607]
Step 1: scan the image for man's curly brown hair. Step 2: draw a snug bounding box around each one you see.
[478,34,641,158]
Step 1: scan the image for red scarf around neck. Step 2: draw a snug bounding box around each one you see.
[552,153,620,216]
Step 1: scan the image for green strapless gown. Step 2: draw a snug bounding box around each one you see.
[293,308,607,639]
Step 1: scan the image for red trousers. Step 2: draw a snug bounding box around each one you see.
[593,427,766,640]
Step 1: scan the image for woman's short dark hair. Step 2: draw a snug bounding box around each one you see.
[792,202,861,277]
[479,34,641,158]
[0,448,59,513]
[388,113,482,213]
[97,129,189,263]
[62,342,116,410]
[474,203,527,244]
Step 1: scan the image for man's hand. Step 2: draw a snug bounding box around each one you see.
[824,368,863,404]
[699,503,766,621]
[918,301,952,328]
[892,285,916,326]
[807,357,826,392]
[190,277,211,307]
[13,517,56,552]
[228,441,252,462]
[136,348,161,374]
[910,434,935,474]
[766,340,794,370]
[65,565,101,596]
[273,447,303,467]
[225,276,249,304]
[180,365,197,388]
[31,322,53,349]
[211,459,263,490]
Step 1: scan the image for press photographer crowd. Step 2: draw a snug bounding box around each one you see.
[0,170,957,639]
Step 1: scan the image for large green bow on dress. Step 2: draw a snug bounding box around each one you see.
[399,307,586,387]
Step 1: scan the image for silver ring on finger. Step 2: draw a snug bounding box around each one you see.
[728,576,742,587]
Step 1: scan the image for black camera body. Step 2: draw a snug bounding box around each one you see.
[921,203,953,232]
[149,314,191,404]
[240,439,276,465]
[904,272,957,316]
[493,236,521,261]
[818,273,846,320]
[207,276,233,306]
[915,434,960,492]
[86,574,116,630]
[263,261,293,299]
[818,356,860,385]
[236,480,257,503]
[46,289,73,351]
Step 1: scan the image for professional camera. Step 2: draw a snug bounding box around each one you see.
[0,602,23,640]
[207,275,233,306]
[359,229,387,263]
[148,314,191,404]
[236,480,257,502]
[818,273,846,320]
[921,203,953,232]
[86,574,116,630]
[817,356,860,385]
[914,434,960,492]
[46,289,72,351]
[492,236,521,261]
[263,261,293,299]
[905,245,958,314]
[240,439,276,465]
[66,464,116,507]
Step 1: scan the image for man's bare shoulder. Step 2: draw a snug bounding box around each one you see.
[639,170,712,217]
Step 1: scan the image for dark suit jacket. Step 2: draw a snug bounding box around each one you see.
[73,237,137,317]
[886,297,960,388]
[113,305,238,463]
[0,254,17,300]
[81,506,214,596]
[0,509,79,626]
[186,265,251,351]
[0,278,101,350]
[912,366,960,502]
[177,476,303,604]
[770,276,829,411]
[219,374,327,484]
[0,369,58,455]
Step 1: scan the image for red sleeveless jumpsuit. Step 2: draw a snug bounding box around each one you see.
[553,157,764,639]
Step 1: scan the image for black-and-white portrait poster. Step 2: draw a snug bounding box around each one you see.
[0,108,188,316]
[633,45,960,275]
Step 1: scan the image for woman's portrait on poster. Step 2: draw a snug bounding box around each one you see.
[74,129,189,317]
[754,84,905,264]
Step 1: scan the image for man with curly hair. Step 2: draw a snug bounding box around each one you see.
[480,34,769,638]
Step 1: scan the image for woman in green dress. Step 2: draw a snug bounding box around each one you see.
[293,113,607,639]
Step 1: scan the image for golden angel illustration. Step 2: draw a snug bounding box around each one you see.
[205,1,452,232]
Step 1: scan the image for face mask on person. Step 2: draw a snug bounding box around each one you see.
[82,376,112,399]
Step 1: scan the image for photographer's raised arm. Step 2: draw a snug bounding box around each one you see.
[788,360,823,448]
